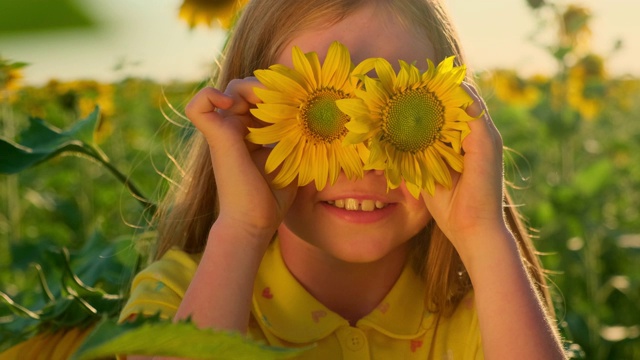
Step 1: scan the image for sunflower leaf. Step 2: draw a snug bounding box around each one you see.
[0,108,103,174]
[71,315,312,360]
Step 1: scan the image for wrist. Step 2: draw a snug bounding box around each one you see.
[453,224,520,276]
[212,215,278,245]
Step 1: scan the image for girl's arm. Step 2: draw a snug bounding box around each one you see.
[128,81,296,360]
[422,84,566,359]
[177,81,296,330]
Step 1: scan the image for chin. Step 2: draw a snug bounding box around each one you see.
[317,234,408,264]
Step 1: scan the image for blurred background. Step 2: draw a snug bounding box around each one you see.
[1,0,639,359]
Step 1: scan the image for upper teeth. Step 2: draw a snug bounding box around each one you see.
[326,199,387,211]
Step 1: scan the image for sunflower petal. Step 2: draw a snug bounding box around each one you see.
[255,68,308,101]
[405,181,422,198]
[292,46,318,89]
[306,51,322,85]
[297,143,315,186]
[322,41,351,88]
[247,120,298,145]
[434,141,464,172]
[253,87,299,106]
[265,134,299,173]
[314,144,329,190]
[375,58,397,93]
[426,147,452,189]
[252,103,299,121]
[272,140,304,187]
[327,142,339,185]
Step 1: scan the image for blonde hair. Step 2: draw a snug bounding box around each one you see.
[154,0,554,318]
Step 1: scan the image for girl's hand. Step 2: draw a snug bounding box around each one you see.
[421,84,508,252]
[184,79,297,242]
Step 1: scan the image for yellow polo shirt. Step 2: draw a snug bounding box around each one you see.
[120,239,483,359]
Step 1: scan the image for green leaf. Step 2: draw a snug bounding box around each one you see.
[0,0,96,34]
[573,159,614,197]
[72,316,311,360]
[0,108,103,174]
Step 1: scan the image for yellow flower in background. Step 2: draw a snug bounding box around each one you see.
[567,53,607,120]
[247,42,367,190]
[491,69,541,108]
[610,77,640,112]
[560,4,592,53]
[53,80,116,120]
[0,325,94,359]
[179,0,248,29]
[0,57,27,103]
[337,57,475,198]
[47,80,115,143]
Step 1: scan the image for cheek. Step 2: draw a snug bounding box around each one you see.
[399,185,433,225]
[282,185,316,226]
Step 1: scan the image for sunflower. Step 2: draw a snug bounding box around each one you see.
[567,53,606,121]
[178,0,248,29]
[0,325,95,359]
[337,56,475,198]
[491,69,540,108]
[560,4,592,54]
[247,41,368,190]
[0,57,27,103]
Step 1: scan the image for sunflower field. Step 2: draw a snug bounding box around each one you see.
[1,1,639,359]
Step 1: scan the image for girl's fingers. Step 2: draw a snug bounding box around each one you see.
[461,82,503,154]
[185,87,233,117]
[220,77,264,116]
[184,87,233,137]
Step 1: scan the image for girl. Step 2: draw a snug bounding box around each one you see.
[120,0,566,359]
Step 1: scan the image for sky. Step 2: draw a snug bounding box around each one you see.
[1,0,638,85]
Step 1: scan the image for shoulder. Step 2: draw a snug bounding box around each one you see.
[118,248,202,323]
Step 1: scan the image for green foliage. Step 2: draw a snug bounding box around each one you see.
[0,233,135,352]
[0,108,156,213]
[0,0,96,34]
[72,315,309,360]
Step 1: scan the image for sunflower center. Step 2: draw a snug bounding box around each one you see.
[301,89,349,142]
[382,87,445,152]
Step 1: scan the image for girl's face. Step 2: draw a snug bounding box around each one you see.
[277,3,436,264]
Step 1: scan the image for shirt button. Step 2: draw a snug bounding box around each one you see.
[345,330,365,351]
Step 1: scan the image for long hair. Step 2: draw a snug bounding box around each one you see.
[154,0,554,318]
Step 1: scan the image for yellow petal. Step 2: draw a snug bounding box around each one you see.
[434,141,464,172]
[321,41,351,88]
[253,87,299,106]
[306,51,322,85]
[255,68,308,101]
[292,46,318,89]
[426,147,452,188]
[272,140,304,187]
[397,61,412,89]
[374,58,397,94]
[343,130,371,146]
[406,181,422,198]
[314,144,329,190]
[336,144,364,180]
[297,143,315,186]
[247,119,298,144]
[335,98,369,119]
[252,103,299,121]
[359,78,388,110]
[352,57,377,80]
[265,134,299,173]
[327,142,339,185]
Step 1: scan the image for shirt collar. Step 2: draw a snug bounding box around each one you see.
[252,238,430,344]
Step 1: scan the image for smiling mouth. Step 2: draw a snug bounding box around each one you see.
[325,198,389,212]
